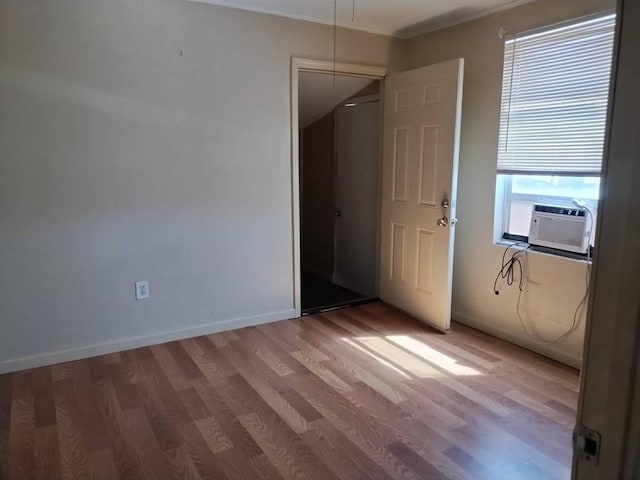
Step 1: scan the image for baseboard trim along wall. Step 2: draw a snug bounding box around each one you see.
[0,309,296,375]
[452,311,583,370]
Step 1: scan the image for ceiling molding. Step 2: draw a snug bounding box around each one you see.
[187,0,393,37]
[188,0,536,39]
[394,0,535,38]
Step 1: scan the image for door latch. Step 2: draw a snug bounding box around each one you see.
[573,425,601,465]
[437,198,450,227]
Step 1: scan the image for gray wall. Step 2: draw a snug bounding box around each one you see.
[0,0,614,371]
[0,0,402,371]
[332,101,380,298]
[300,82,380,289]
[405,0,615,366]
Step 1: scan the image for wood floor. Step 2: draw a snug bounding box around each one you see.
[0,302,579,480]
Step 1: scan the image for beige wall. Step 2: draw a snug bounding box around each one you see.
[301,112,336,279]
[0,0,403,372]
[405,0,615,366]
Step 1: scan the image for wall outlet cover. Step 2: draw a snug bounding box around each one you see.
[135,281,149,300]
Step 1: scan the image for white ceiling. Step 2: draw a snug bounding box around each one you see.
[298,72,374,128]
[189,0,532,37]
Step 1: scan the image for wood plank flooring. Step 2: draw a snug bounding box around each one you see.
[0,302,579,480]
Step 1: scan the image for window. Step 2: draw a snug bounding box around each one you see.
[495,14,616,247]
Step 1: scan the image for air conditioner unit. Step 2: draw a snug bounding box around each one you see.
[529,204,589,254]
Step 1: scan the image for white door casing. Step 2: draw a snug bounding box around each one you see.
[379,59,464,332]
[333,100,380,298]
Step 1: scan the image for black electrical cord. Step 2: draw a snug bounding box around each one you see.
[493,242,529,295]
[493,242,533,337]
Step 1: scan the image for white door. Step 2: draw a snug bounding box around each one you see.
[333,101,380,298]
[380,59,464,332]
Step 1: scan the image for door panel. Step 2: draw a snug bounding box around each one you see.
[392,128,409,202]
[390,222,407,282]
[333,101,380,298]
[416,228,435,294]
[380,59,464,332]
[419,125,440,206]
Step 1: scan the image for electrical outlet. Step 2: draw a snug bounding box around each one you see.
[135,281,149,300]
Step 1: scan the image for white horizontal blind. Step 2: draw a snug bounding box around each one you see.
[497,14,616,175]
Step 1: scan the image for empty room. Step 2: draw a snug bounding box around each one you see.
[1,0,639,479]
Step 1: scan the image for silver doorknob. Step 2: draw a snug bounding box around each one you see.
[437,217,449,227]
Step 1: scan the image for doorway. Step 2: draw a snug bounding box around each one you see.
[290,58,463,327]
[298,71,381,314]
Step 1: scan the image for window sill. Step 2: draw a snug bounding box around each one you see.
[494,239,593,263]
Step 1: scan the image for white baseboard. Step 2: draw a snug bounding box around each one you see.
[452,311,582,370]
[0,309,296,374]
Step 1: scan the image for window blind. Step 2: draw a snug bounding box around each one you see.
[497,14,616,175]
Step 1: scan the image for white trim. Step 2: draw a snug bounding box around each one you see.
[452,310,582,369]
[0,309,295,374]
[291,57,386,317]
[293,58,387,79]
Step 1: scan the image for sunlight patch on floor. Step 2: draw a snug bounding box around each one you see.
[386,335,482,376]
[352,336,445,378]
[340,337,412,379]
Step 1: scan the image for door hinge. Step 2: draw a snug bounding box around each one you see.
[573,425,601,465]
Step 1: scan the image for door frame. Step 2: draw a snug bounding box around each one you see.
[572,0,640,476]
[290,57,387,317]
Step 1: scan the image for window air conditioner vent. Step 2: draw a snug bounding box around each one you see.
[529,204,589,254]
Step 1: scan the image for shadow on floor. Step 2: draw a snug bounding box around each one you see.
[302,271,372,314]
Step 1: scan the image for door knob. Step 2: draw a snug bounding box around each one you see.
[437,217,449,227]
